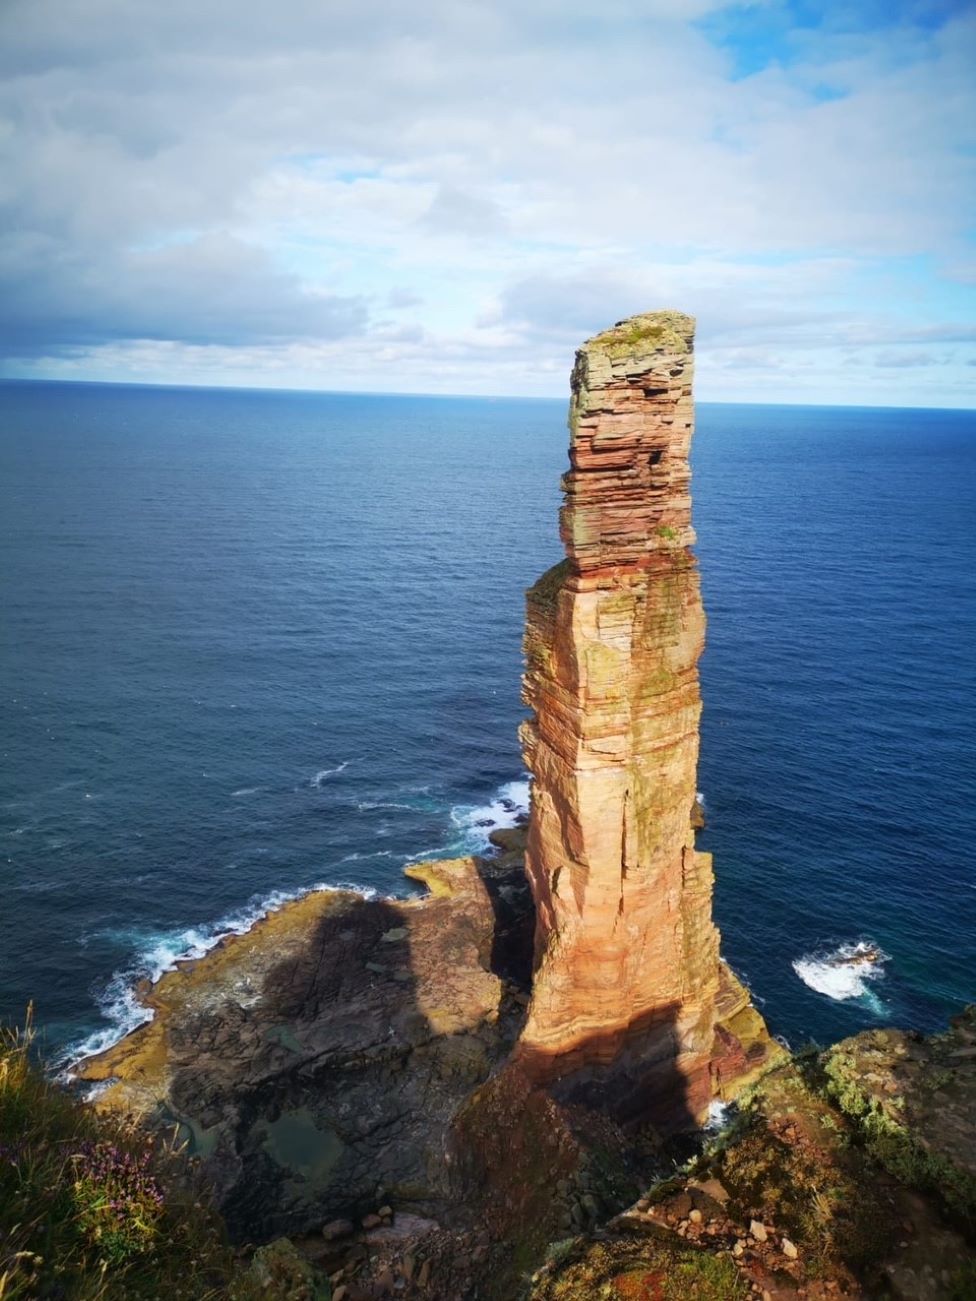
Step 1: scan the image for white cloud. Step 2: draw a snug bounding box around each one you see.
[0,0,973,403]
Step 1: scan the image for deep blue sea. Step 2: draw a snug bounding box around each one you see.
[1,381,974,1065]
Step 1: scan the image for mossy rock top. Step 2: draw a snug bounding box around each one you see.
[583,311,695,361]
[527,558,573,614]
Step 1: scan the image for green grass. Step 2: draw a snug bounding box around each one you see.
[529,1236,750,1300]
[0,1009,257,1300]
[823,1047,976,1232]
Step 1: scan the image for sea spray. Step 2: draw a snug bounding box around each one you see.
[448,777,530,853]
[792,940,890,1012]
[58,773,531,1073]
[58,877,380,1074]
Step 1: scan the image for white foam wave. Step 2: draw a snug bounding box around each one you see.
[705,1099,731,1133]
[356,800,419,812]
[449,777,531,851]
[59,878,379,1075]
[340,850,401,862]
[311,761,352,786]
[80,1078,117,1102]
[793,940,890,1008]
[64,775,532,1074]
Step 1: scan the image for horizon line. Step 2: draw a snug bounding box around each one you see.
[0,373,973,415]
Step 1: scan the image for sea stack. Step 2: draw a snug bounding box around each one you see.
[518,311,748,1126]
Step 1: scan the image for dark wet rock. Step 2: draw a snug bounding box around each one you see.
[487,825,528,855]
[247,1237,324,1299]
[77,856,534,1242]
[322,1218,354,1241]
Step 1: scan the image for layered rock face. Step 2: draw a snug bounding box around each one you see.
[518,311,732,1124]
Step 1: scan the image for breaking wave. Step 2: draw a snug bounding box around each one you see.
[705,1099,732,1133]
[449,777,531,852]
[57,773,530,1075]
[311,760,353,786]
[792,939,890,1011]
[58,878,378,1074]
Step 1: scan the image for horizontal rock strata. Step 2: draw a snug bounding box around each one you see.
[517,311,777,1123]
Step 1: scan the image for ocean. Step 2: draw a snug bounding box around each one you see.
[1,381,973,1065]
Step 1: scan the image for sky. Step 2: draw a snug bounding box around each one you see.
[0,0,974,405]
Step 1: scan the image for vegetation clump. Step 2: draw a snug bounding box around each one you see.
[528,1232,749,1300]
[711,1061,897,1279]
[586,312,694,361]
[0,1010,259,1299]
[527,558,572,614]
[69,1140,165,1264]
[823,1024,976,1233]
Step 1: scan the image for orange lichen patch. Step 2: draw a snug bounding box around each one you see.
[528,1233,750,1301]
[403,855,483,900]
[401,858,503,1036]
[611,1268,667,1299]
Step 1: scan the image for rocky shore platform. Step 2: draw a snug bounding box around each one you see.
[76,838,538,1242]
[76,825,782,1299]
[75,864,976,1299]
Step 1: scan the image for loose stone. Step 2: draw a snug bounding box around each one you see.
[323,1218,354,1241]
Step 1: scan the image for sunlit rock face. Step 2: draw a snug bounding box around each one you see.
[517,311,724,1126]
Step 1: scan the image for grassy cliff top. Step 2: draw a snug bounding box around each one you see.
[583,311,695,360]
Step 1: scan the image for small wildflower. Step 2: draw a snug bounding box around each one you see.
[71,1139,165,1263]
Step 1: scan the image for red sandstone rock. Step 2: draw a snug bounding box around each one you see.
[517,311,776,1124]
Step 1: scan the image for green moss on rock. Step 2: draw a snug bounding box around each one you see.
[528,559,573,614]
[528,1229,748,1300]
[584,312,695,362]
[823,1018,976,1232]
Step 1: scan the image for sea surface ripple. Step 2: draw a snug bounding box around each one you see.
[0,383,973,1059]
